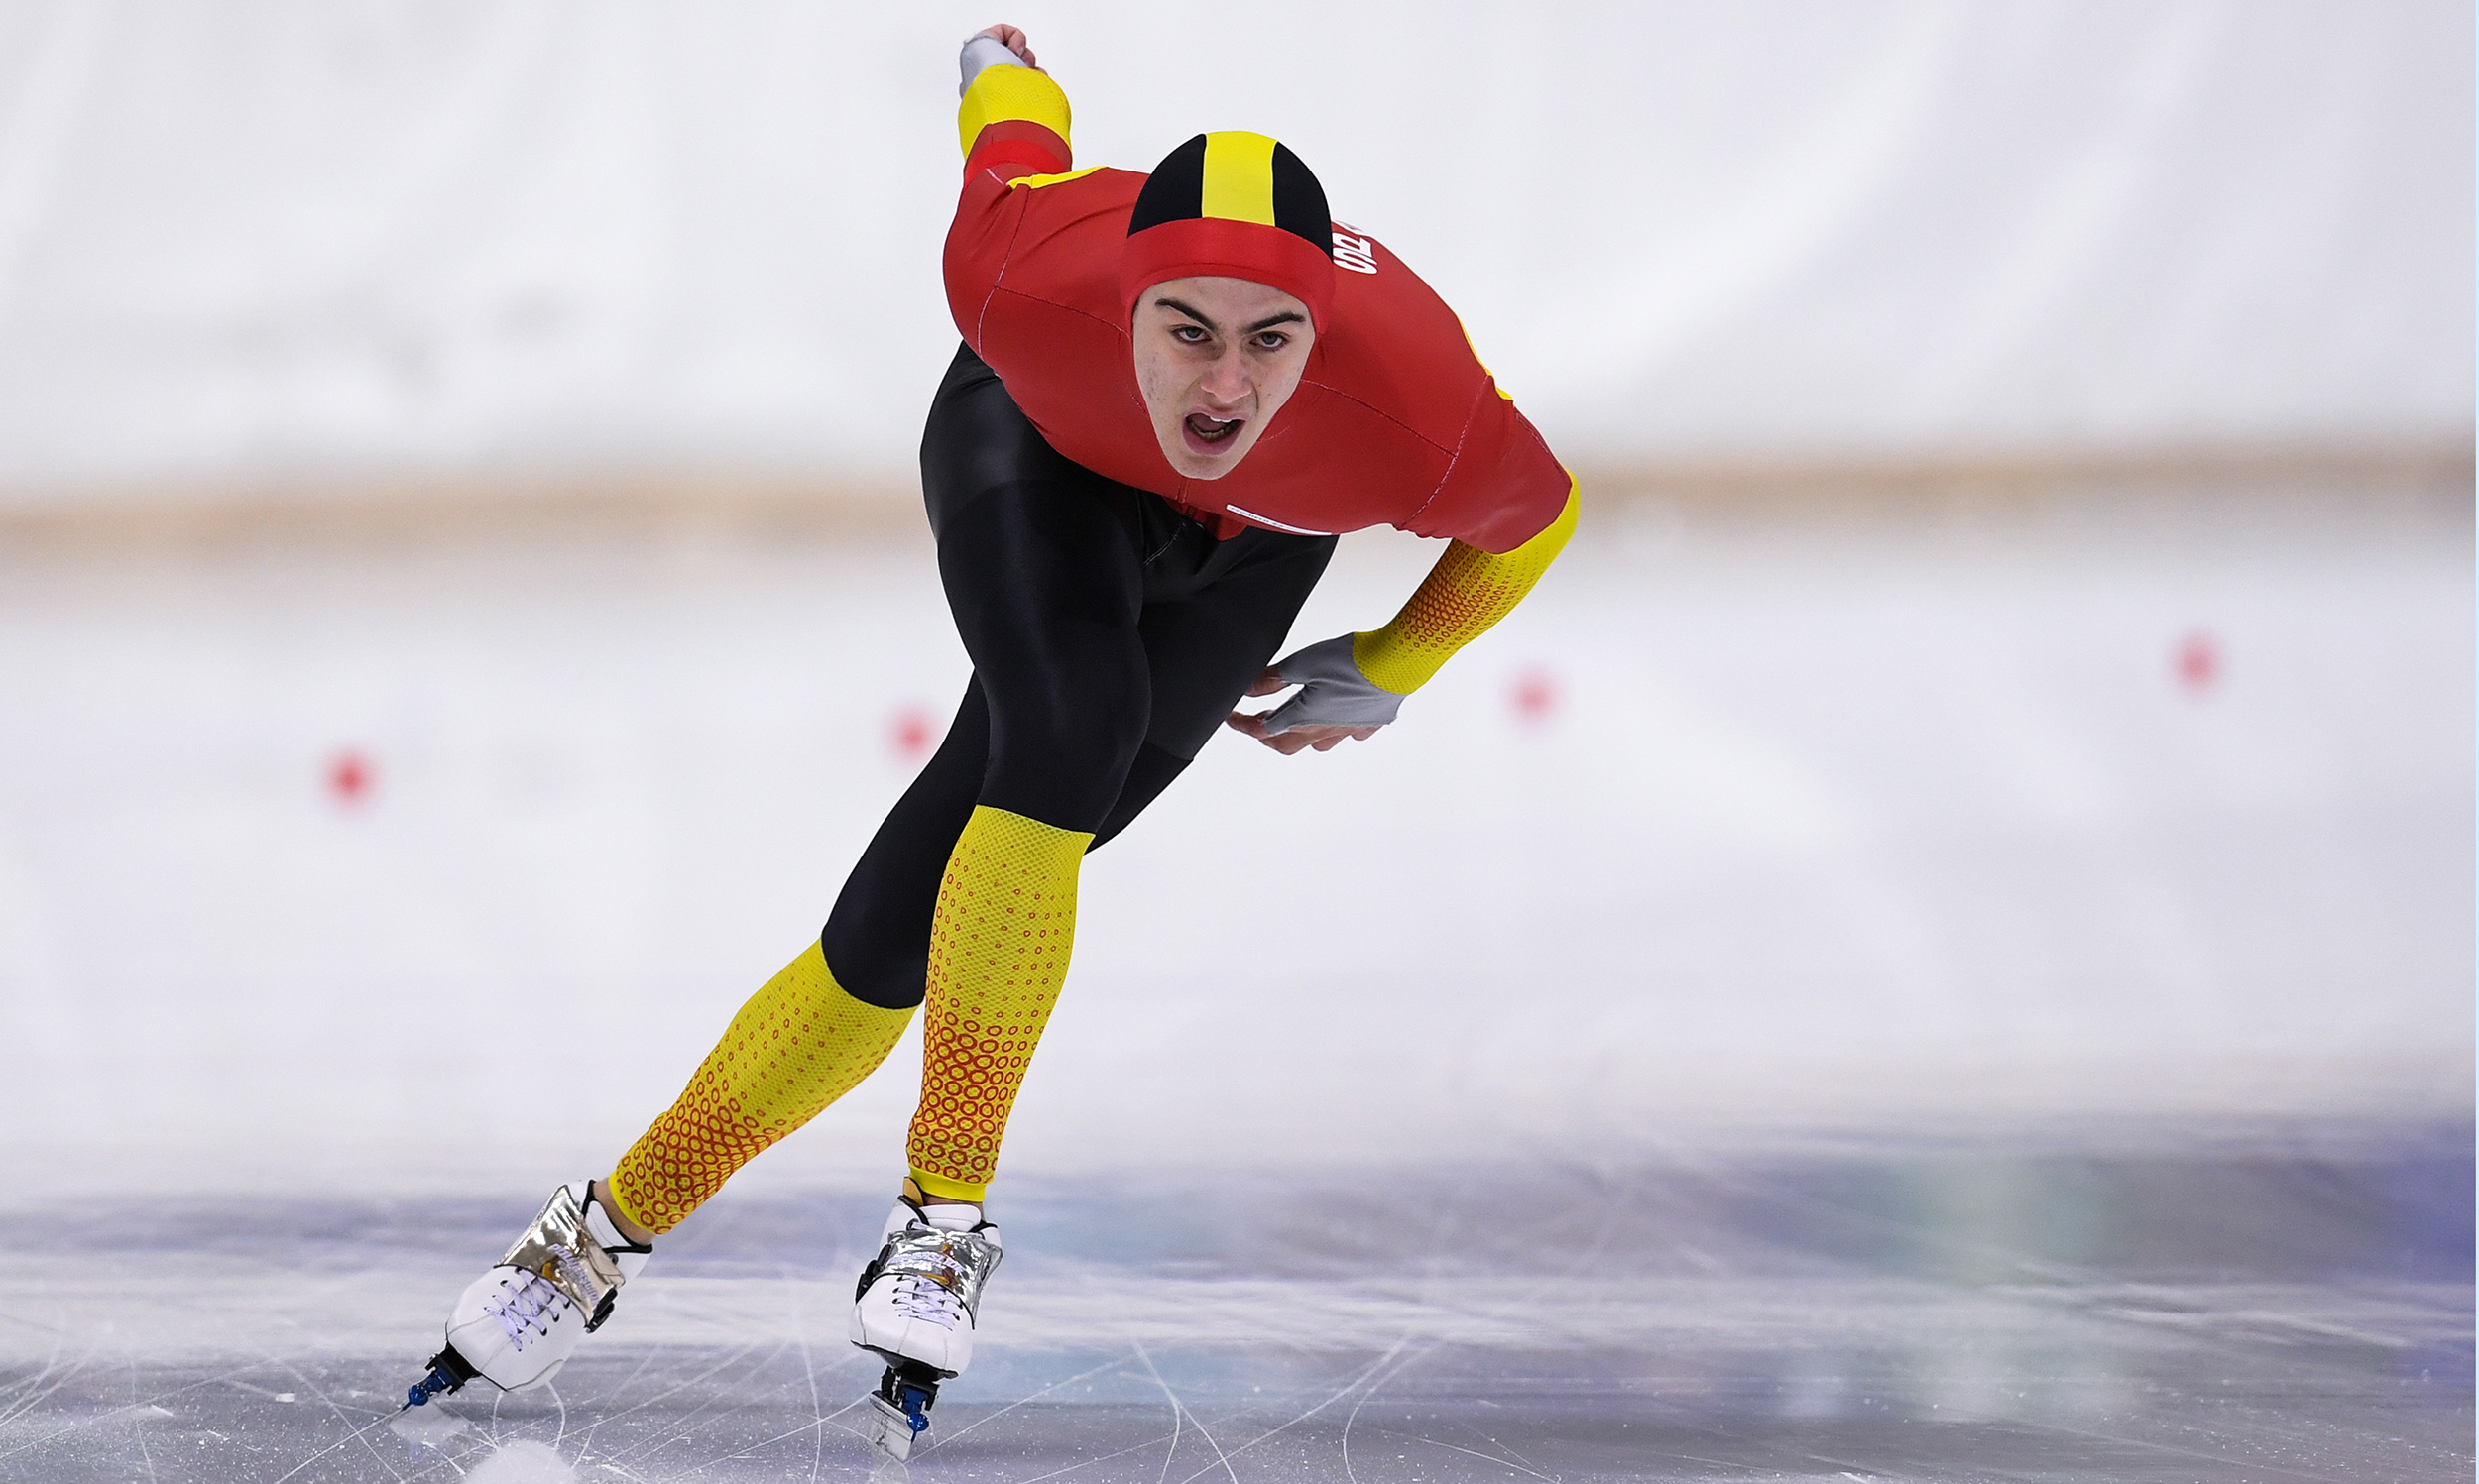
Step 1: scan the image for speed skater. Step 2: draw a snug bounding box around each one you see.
[405,21,1578,1461]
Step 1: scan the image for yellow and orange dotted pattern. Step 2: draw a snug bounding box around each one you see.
[906,805,1091,1201]
[1353,479,1580,695]
[606,942,913,1235]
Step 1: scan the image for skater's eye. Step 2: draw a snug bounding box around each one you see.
[1170,324,1211,344]
[1251,330,1290,352]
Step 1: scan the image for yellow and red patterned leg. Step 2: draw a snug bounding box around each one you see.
[904,805,1091,1202]
[605,943,913,1235]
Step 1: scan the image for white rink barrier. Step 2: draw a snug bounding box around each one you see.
[0,496,2465,1195]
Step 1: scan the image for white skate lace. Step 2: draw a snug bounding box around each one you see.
[891,1272,965,1329]
[484,1272,567,1348]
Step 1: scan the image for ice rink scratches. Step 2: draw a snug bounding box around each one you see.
[0,1137,2467,1482]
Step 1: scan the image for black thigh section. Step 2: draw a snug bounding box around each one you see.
[822,346,1144,1005]
[1087,530,1337,848]
[820,679,991,1008]
[1137,528,1338,760]
[923,348,1150,831]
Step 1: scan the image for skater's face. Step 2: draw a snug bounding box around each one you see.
[1130,276,1317,480]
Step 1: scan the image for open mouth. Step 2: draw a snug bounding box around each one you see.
[1182,412,1244,455]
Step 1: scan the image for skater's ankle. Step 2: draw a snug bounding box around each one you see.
[905,1174,986,1218]
[920,1194,986,1229]
[590,1180,657,1246]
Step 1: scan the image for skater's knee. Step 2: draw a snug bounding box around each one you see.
[821,936,929,1011]
[1088,742,1190,851]
[983,680,1148,831]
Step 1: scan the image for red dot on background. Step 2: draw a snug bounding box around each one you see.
[1509,665,1560,726]
[888,705,939,762]
[327,748,374,805]
[2175,629,2221,695]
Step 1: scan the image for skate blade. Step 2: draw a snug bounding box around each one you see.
[865,1392,919,1463]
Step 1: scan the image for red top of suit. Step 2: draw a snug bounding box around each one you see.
[943,118,1571,552]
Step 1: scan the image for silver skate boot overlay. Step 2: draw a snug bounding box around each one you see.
[851,1196,1003,1460]
[403,1181,653,1409]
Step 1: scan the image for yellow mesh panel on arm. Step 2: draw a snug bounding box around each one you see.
[956,64,1073,158]
[1351,479,1581,695]
[605,942,913,1235]
[906,805,1092,1202]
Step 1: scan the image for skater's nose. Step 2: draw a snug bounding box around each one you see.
[1198,348,1252,408]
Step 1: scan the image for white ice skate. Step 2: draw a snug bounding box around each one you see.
[403,1182,652,1408]
[850,1197,1003,1460]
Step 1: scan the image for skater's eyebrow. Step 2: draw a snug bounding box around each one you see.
[1151,297,1306,336]
[1153,296,1219,332]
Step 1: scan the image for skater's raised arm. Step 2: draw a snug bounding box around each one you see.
[955,24,1071,179]
[943,23,1087,353]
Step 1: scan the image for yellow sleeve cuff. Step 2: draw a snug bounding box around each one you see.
[1351,479,1580,695]
[957,64,1073,159]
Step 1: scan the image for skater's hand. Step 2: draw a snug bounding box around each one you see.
[1227,669,1380,753]
[971,23,1037,69]
[959,24,1043,97]
[1225,633,1401,754]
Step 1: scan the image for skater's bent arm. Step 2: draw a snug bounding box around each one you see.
[1226,478,1580,753]
[1353,477,1580,696]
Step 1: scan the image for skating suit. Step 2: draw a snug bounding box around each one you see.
[603,62,1584,1228]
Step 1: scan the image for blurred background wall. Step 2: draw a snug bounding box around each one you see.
[0,0,2467,503]
[0,1,2467,1197]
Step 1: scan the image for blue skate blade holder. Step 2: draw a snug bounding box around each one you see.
[877,1359,943,1434]
[403,1345,477,1410]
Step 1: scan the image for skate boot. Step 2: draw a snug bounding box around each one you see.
[403,1181,652,1409]
[850,1194,1003,1460]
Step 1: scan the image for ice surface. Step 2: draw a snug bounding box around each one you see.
[1,1131,2468,1481]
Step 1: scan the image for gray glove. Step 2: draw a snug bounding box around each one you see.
[1256,634,1406,736]
[959,35,1025,94]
